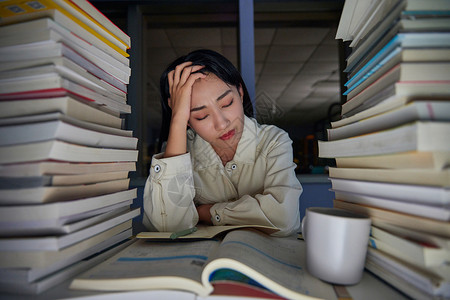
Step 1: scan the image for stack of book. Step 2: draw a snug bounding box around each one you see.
[0,0,139,295]
[320,0,450,299]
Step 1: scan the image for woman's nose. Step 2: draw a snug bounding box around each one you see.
[214,110,230,131]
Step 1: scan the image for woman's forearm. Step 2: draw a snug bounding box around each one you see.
[163,118,188,158]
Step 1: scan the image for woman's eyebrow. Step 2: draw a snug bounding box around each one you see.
[216,89,232,101]
[191,105,206,112]
[190,89,232,112]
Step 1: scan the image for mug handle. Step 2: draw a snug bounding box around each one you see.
[301,216,307,241]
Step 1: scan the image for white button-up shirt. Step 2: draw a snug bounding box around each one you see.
[143,116,302,236]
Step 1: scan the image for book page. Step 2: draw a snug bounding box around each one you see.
[70,239,220,296]
[202,229,337,300]
[136,224,279,240]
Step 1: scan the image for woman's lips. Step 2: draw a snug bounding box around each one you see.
[220,129,235,140]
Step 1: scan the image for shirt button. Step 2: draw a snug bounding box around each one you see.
[214,214,221,222]
[231,164,237,170]
[153,164,161,173]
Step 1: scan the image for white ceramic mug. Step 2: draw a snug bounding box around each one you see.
[302,207,371,285]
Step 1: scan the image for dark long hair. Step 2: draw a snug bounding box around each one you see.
[158,49,254,151]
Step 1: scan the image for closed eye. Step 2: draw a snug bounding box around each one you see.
[222,99,233,108]
[196,115,208,121]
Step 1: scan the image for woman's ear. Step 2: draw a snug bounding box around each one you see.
[167,98,172,109]
[239,84,244,103]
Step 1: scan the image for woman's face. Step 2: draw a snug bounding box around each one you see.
[189,73,245,152]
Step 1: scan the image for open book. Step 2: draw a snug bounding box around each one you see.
[70,229,336,299]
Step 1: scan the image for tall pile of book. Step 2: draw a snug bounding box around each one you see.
[0,0,139,295]
[319,0,450,299]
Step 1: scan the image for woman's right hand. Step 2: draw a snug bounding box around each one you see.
[167,62,206,125]
[163,62,205,158]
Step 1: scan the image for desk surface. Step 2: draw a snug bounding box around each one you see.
[0,239,409,300]
[0,272,410,300]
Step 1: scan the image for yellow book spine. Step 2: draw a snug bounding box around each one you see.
[55,0,130,48]
[0,0,129,57]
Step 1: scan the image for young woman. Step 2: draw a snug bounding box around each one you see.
[143,49,302,236]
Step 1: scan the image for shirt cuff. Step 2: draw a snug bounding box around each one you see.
[150,152,191,180]
[210,202,228,225]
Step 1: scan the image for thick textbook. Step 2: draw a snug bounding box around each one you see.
[0,112,131,138]
[334,199,450,238]
[369,226,450,268]
[0,42,128,91]
[69,0,130,47]
[0,161,135,177]
[0,189,136,235]
[342,82,450,118]
[0,27,129,83]
[366,247,449,299]
[70,229,336,299]
[0,120,137,149]
[329,167,450,187]
[0,237,134,295]
[346,62,450,101]
[330,178,450,207]
[0,75,131,114]
[0,140,138,164]
[0,208,139,251]
[373,222,450,251]
[332,96,433,129]
[327,101,450,141]
[0,171,129,188]
[346,47,450,93]
[336,0,450,43]
[318,121,450,158]
[335,151,450,170]
[0,178,130,205]
[0,57,127,99]
[0,97,123,128]
[342,69,450,117]
[0,0,129,55]
[334,190,450,221]
[0,222,132,269]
